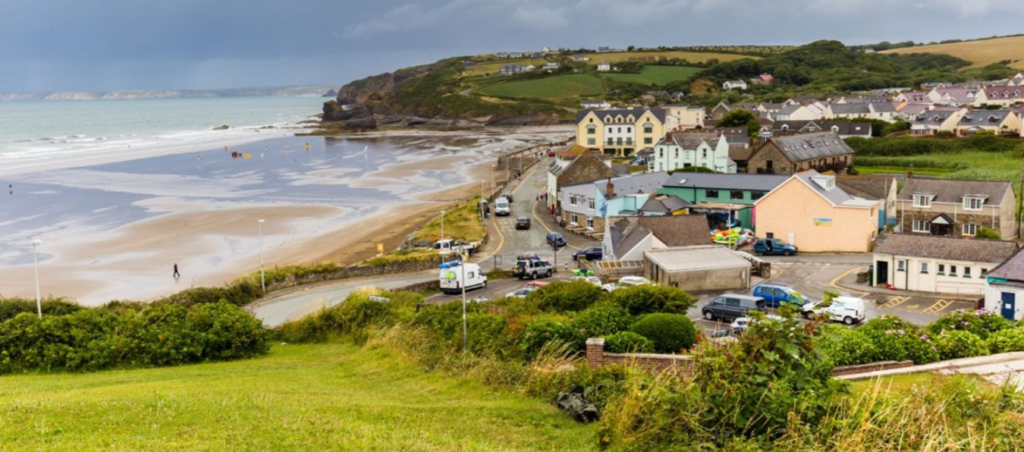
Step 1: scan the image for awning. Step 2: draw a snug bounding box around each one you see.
[931,213,953,225]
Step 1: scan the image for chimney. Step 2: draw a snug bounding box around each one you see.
[907,164,914,180]
[606,177,615,198]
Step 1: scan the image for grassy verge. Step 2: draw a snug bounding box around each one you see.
[848,372,938,395]
[0,343,596,451]
[412,197,486,243]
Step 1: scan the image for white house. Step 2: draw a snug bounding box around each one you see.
[984,248,1024,321]
[651,131,734,173]
[597,62,612,72]
[723,80,748,90]
[872,233,1018,296]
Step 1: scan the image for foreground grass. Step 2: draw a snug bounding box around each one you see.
[603,66,701,85]
[0,343,595,451]
[412,196,486,243]
[479,74,605,100]
[849,372,938,396]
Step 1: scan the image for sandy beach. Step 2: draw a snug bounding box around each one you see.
[0,126,572,305]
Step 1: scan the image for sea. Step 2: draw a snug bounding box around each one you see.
[0,96,325,167]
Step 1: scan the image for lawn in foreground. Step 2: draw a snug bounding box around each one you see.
[0,343,596,451]
[603,66,701,85]
[479,74,605,99]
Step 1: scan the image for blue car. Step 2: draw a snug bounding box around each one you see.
[753,238,797,256]
[752,284,809,308]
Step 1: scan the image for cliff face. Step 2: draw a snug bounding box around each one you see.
[334,64,435,105]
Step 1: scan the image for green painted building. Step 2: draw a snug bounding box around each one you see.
[657,173,789,229]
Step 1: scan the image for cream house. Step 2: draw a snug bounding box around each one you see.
[973,85,1024,107]
[575,108,668,156]
[873,233,1017,295]
[824,102,898,122]
[661,104,705,129]
[954,110,1021,136]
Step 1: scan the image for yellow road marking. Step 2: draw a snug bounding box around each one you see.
[923,299,955,315]
[531,200,584,251]
[880,296,910,309]
[828,267,869,296]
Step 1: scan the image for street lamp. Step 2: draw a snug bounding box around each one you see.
[440,210,446,242]
[257,219,266,292]
[461,251,468,356]
[31,239,42,318]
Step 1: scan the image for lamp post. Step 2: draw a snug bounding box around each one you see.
[440,210,446,243]
[257,219,266,292]
[461,251,468,356]
[31,239,42,318]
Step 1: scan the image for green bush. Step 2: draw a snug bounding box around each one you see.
[519,317,584,360]
[608,285,696,316]
[929,309,1013,340]
[934,330,989,360]
[278,293,396,343]
[528,280,605,312]
[0,297,84,322]
[815,325,877,366]
[629,313,696,353]
[985,328,1024,354]
[605,331,654,353]
[157,280,263,307]
[571,302,632,338]
[861,316,939,364]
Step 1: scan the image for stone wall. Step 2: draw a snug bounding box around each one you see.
[899,209,1005,237]
[265,258,442,293]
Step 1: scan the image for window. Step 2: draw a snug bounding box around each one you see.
[569,195,578,206]
[644,137,652,144]
[950,265,957,276]
[912,220,930,233]
[897,260,906,272]
[643,123,653,134]
[938,264,945,275]
[627,127,632,133]
[725,299,741,308]
[570,213,578,224]
[982,268,989,276]
[963,224,978,236]
[964,267,972,278]
[705,189,719,198]
[730,190,743,200]
[963,197,983,211]
[702,149,707,158]
[588,198,595,210]
[617,127,622,133]
[751,191,765,201]
[587,138,596,145]
[913,195,932,208]
[586,217,594,229]
[921,263,929,274]
[587,125,596,135]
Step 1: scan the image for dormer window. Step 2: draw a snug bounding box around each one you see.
[963,197,983,211]
[831,125,839,133]
[811,175,835,190]
[913,194,933,208]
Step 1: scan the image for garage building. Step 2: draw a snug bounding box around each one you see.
[643,246,751,292]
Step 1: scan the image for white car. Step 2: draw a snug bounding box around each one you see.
[802,296,866,325]
[505,288,535,299]
[571,276,602,287]
[730,314,785,330]
[602,276,651,292]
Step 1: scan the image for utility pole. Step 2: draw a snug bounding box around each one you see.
[461,252,468,357]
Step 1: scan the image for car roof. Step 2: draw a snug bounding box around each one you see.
[516,216,528,220]
[719,293,765,301]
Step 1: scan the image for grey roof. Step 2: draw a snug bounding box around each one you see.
[897,178,1012,205]
[640,194,691,214]
[959,110,1014,127]
[609,215,710,258]
[873,233,1017,264]
[576,107,668,124]
[872,103,897,113]
[985,248,1024,281]
[668,131,722,149]
[645,246,751,272]
[915,108,959,123]
[611,164,630,176]
[663,172,787,191]
[728,143,753,162]
[764,132,854,162]
[772,120,872,136]
[835,176,894,200]
[829,103,872,115]
[793,171,860,206]
[705,127,749,145]
[901,92,930,102]
[594,172,671,199]
[780,105,804,115]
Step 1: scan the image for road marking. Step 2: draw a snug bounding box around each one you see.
[531,200,584,251]
[828,267,869,296]
[923,299,955,315]
[803,263,831,282]
[880,296,910,309]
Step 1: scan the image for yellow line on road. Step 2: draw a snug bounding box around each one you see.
[880,296,910,309]
[829,267,869,296]
[923,299,954,315]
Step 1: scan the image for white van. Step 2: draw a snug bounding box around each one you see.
[494,197,511,216]
[802,296,866,325]
[439,261,488,294]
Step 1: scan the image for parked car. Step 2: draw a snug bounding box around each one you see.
[438,261,487,294]
[515,217,531,230]
[433,238,479,256]
[571,276,602,286]
[602,276,651,292]
[547,149,555,157]
[506,288,534,299]
[802,296,866,325]
[513,258,554,280]
[572,246,603,261]
[701,294,766,322]
[752,284,809,308]
[546,232,567,248]
[753,238,797,256]
[494,197,511,216]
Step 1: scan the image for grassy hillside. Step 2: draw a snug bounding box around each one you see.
[603,66,702,85]
[464,58,551,77]
[587,50,754,65]
[883,35,1024,70]
[478,74,605,100]
[0,343,595,451]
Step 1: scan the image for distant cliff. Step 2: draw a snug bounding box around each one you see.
[0,85,338,102]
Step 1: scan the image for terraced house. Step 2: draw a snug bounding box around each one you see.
[575,108,667,156]
[745,132,854,175]
[954,110,1021,136]
[651,131,734,173]
[896,178,1016,240]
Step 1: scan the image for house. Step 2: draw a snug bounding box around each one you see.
[984,248,1024,320]
[896,91,931,103]
[896,177,1016,240]
[897,103,932,120]
[773,104,821,121]
[560,172,670,231]
[973,85,1024,108]
[927,87,973,106]
[660,104,705,129]
[772,120,872,139]
[824,102,897,122]
[746,132,855,176]
[603,215,710,261]
[575,107,669,156]
[836,175,898,229]
[910,107,966,135]
[548,152,616,217]
[705,126,753,171]
[500,64,531,76]
[643,246,752,291]
[709,101,734,121]
[754,171,881,252]
[723,80,748,90]
[573,54,590,62]
[651,131,734,173]
[596,62,612,72]
[658,172,788,230]
[541,46,552,54]
[542,62,560,71]
[954,110,1021,136]
[639,194,691,216]
[873,233,1017,295]
[580,100,611,109]
[496,52,509,58]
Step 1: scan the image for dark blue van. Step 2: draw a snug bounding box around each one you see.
[752,284,809,308]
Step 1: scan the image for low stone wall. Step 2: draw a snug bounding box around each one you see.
[389,280,441,293]
[265,259,442,293]
[832,360,915,377]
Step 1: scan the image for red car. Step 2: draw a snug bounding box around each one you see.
[547,149,555,157]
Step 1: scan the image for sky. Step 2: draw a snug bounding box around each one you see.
[0,0,1021,92]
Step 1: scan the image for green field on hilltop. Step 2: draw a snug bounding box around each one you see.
[0,343,595,451]
[855,151,1024,182]
[478,74,605,99]
[602,65,702,85]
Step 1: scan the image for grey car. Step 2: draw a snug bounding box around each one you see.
[701,294,767,322]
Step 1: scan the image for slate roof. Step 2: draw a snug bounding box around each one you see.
[668,131,722,149]
[763,132,854,162]
[914,108,959,123]
[985,248,1024,281]
[900,91,930,103]
[608,215,710,258]
[829,103,872,115]
[611,164,630,176]
[982,85,1024,99]
[958,110,1015,127]
[772,120,872,136]
[729,144,753,162]
[557,152,616,188]
[897,178,1012,205]
[639,195,691,214]
[835,176,894,200]
[792,171,867,207]
[873,233,1018,264]
[899,103,931,116]
[594,172,671,199]
[663,172,788,191]
[872,103,897,113]
[576,107,668,124]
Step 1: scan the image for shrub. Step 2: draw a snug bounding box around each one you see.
[975,227,1001,240]
[608,285,696,316]
[605,331,654,353]
[934,330,989,360]
[519,317,584,360]
[529,280,605,312]
[985,328,1024,353]
[929,309,1013,340]
[629,313,696,353]
[861,316,938,364]
[0,297,84,322]
[571,303,632,338]
[279,293,396,343]
[815,325,877,366]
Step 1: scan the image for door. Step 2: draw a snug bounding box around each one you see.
[876,261,889,286]
[931,224,950,236]
[1001,292,1016,321]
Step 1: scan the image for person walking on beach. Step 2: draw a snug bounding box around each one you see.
[173,263,180,280]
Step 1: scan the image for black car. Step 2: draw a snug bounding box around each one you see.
[701,294,766,322]
[515,217,531,230]
[545,232,566,248]
[573,247,603,261]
